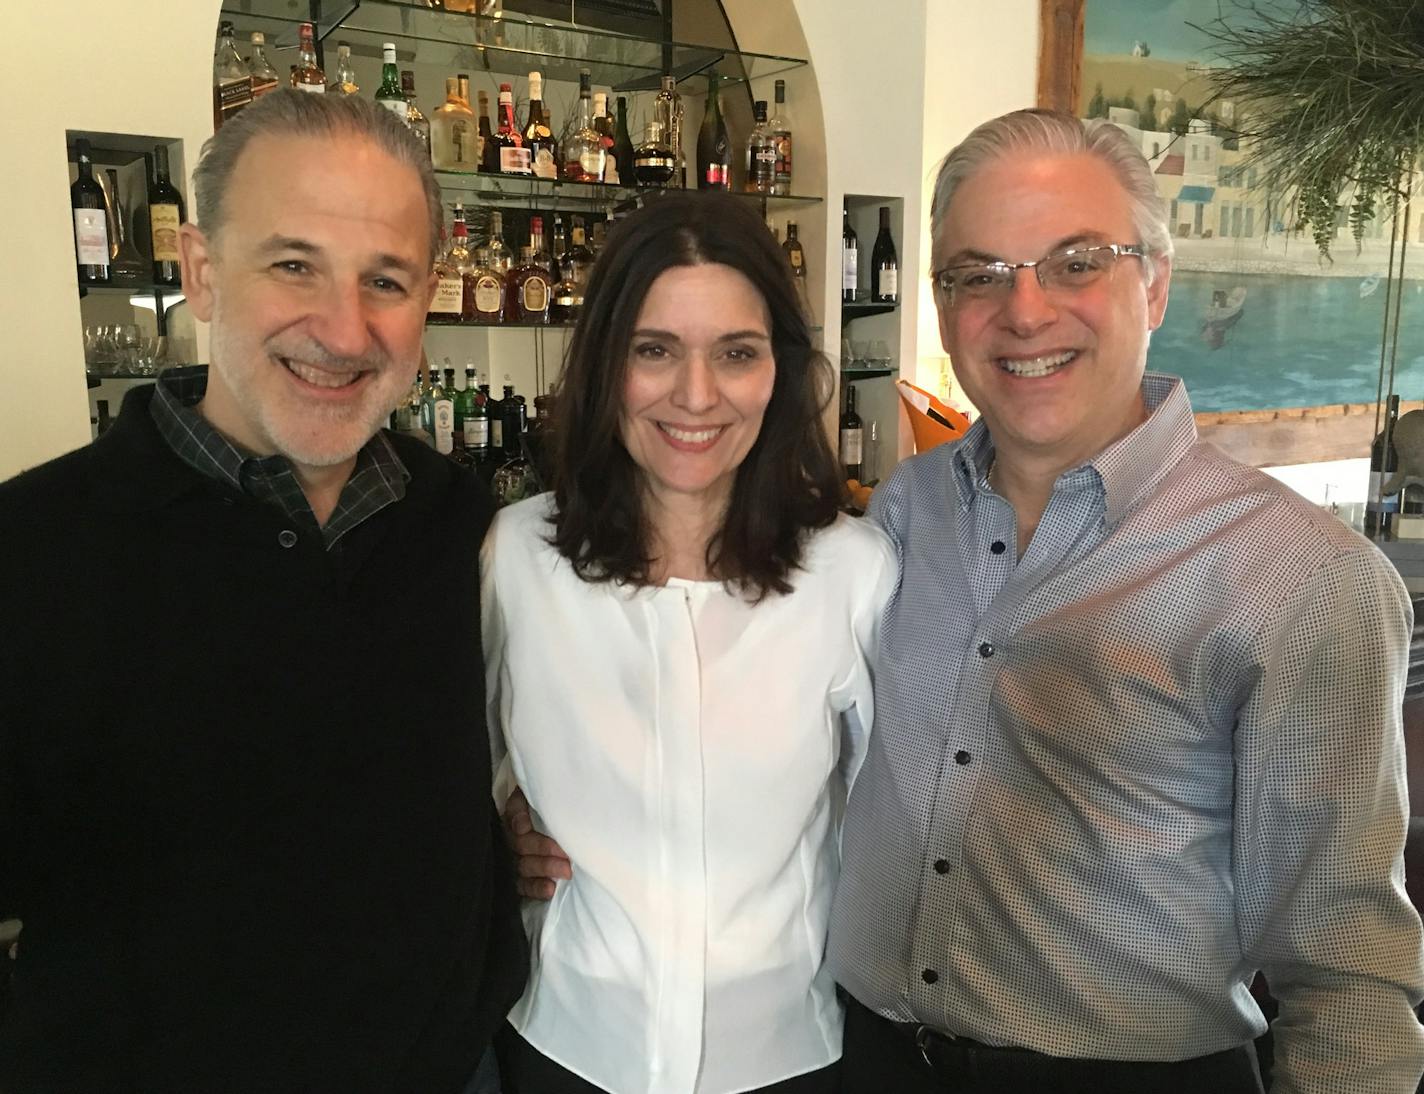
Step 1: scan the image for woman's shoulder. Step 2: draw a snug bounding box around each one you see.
[803,513,898,576]
[489,491,557,544]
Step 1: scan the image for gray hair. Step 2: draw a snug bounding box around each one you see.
[193,88,442,265]
[930,108,1174,275]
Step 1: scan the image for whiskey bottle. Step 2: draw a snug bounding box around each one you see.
[247,32,280,100]
[840,384,864,481]
[148,144,185,287]
[696,73,730,190]
[768,80,792,195]
[428,224,464,324]
[506,243,552,324]
[71,140,110,285]
[292,23,327,93]
[566,218,595,297]
[213,21,252,128]
[465,248,506,324]
[524,71,559,180]
[563,70,606,182]
[782,222,805,282]
[431,77,478,171]
[401,71,431,151]
[491,83,531,175]
[871,206,898,303]
[374,43,408,122]
[327,42,358,95]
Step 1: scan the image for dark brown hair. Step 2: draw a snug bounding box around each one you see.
[550,190,842,599]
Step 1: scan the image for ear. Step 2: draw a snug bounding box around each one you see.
[1145,256,1171,331]
[179,222,217,323]
[421,268,438,313]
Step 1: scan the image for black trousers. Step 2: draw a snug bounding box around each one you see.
[840,994,1266,1094]
[495,1023,840,1094]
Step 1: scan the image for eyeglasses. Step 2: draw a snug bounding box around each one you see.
[932,243,1148,307]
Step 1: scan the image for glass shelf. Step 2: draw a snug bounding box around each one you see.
[79,282,184,297]
[842,300,898,322]
[434,169,821,209]
[426,318,575,328]
[840,365,896,379]
[219,0,807,89]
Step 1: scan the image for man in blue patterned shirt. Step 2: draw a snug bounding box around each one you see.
[830,109,1424,1094]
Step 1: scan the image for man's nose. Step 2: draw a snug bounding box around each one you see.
[308,280,375,361]
[999,268,1058,337]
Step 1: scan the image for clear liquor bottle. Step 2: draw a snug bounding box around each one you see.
[327,42,358,95]
[485,210,513,274]
[593,92,618,183]
[491,83,531,175]
[247,32,280,100]
[401,71,431,151]
[420,364,455,454]
[291,23,326,93]
[431,76,478,171]
[464,248,506,325]
[768,79,793,195]
[374,43,408,122]
[562,69,606,182]
[745,100,774,193]
[524,71,559,180]
[213,21,252,129]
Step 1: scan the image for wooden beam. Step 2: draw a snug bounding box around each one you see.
[1038,0,1085,112]
[1194,401,1414,466]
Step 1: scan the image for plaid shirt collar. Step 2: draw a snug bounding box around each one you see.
[150,365,410,549]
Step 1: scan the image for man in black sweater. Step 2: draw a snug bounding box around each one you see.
[0,90,526,1092]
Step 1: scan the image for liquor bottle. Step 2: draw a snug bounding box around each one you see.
[374,43,408,122]
[421,365,455,455]
[613,96,636,188]
[428,224,464,324]
[485,210,513,274]
[768,79,792,195]
[562,70,606,182]
[431,77,478,171]
[292,23,326,93]
[506,243,552,324]
[593,93,618,183]
[401,71,431,151]
[745,100,774,194]
[402,371,426,440]
[871,206,899,304]
[841,206,859,304]
[72,140,111,285]
[523,71,559,180]
[491,83,531,175]
[458,364,490,461]
[477,90,497,173]
[566,218,595,296]
[465,248,506,324]
[696,74,730,190]
[148,144,185,287]
[653,76,685,187]
[488,383,505,451]
[326,42,357,95]
[247,32,280,100]
[500,380,526,449]
[550,214,569,278]
[492,384,538,507]
[213,21,252,129]
[1366,394,1402,539]
[550,218,579,323]
[840,384,864,482]
[783,221,806,282]
[635,122,676,186]
[105,170,147,286]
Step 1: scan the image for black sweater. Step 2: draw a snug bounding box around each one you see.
[0,386,526,1093]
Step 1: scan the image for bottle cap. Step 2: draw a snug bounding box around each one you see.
[250,31,266,44]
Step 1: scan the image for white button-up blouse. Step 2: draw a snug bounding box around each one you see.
[482,494,896,1094]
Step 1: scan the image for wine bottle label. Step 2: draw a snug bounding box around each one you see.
[433,398,455,454]
[842,248,858,292]
[430,275,464,315]
[465,417,489,447]
[378,97,409,122]
[475,276,502,313]
[879,268,899,298]
[704,164,728,187]
[150,204,181,261]
[74,209,110,266]
[532,147,558,179]
[840,428,864,465]
[521,276,549,312]
[500,146,532,174]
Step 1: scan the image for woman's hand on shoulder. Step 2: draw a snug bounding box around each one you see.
[503,787,573,900]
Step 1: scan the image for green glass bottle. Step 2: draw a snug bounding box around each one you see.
[374,42,408,124]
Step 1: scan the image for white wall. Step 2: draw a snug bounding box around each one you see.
[0,2,222,481]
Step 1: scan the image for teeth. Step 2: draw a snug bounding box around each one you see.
[285,360,360,388]
[998,351,1076,378]
[662,424,724,444]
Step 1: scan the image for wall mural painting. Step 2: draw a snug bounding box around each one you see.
[1079,0,1419,415]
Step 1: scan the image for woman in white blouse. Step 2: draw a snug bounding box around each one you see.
[482,191,896,1094]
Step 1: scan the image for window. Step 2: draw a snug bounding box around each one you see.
[1245,207,1255,237]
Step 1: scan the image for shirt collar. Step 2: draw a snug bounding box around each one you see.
[950,373,1197,528]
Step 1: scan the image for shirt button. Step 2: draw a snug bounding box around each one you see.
[955,750,971,765]
[990,540,1006,554]
[933,859,950,874]
[277,529,298,548]
[978,642,994,658]
[922,968,939,985]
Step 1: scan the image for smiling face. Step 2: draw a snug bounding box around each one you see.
[179,131,436,476]
[933,150,1170,476]
[619,262,776,518]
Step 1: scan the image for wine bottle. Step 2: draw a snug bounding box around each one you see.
[840,384,864,481]
[613,96,636,188]
[72,140,111,285]
[1366,394,1402,539]
[841,206,858,304]
[148,144,185,287]
[696,74,730,190]
[871,206,898,304]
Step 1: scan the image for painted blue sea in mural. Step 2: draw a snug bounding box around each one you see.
[1154,269,1424,413]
